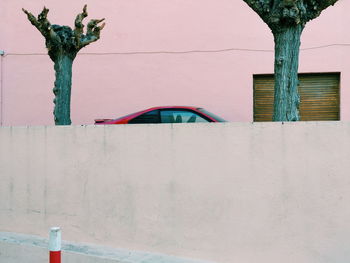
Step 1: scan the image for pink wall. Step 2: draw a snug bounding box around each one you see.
[0,0,349,125]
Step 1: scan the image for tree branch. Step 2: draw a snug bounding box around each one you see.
[80,18,105,48]
[74,4,88,48]
[242,0,339,31]
[24,5,105,54]
[22,7,51,37]
[302,0,339,22]
[242,0,273,24]
[242,0,267,15]
[71,5,106,49]
[313,0,338,10]
[22,6,61,43]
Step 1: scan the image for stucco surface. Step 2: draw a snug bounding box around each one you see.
[1,123,350,262]
[0,0,349,125]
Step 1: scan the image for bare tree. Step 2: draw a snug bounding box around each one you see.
[243,0,338,121]
[23,5,105,125]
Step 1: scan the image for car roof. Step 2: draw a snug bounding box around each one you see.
[145,106,201,111]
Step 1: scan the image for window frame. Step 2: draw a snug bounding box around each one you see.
[128,109,161,124]
[159,109,213,123]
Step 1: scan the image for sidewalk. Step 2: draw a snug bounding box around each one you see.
[0,231,215,263]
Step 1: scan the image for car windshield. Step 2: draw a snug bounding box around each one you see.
[198,108,226,122]
[112,111,142,121]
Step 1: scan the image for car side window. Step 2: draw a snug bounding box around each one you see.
[129,110,160,124]
[160,110,209,123]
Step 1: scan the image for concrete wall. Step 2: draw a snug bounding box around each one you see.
[1,123,350,262]
[0,0,349,125]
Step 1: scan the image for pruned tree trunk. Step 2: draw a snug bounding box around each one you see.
[23,6,105,125]
[273,25,303,121]
[53,54,75,125]
[242,0,339,121]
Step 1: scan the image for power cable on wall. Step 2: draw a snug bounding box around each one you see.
[3,43,350,56]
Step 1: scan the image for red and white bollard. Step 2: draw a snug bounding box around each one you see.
[49,227,61,263]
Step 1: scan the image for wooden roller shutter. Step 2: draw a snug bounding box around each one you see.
[253,73,340,121]
[254,75,274,121]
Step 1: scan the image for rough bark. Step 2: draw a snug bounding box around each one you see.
[242,0,339,121]
[53,54,74,125]
[23,6,105,125]
[273,24,303,121]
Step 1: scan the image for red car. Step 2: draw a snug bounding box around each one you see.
[95,106,226,124]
